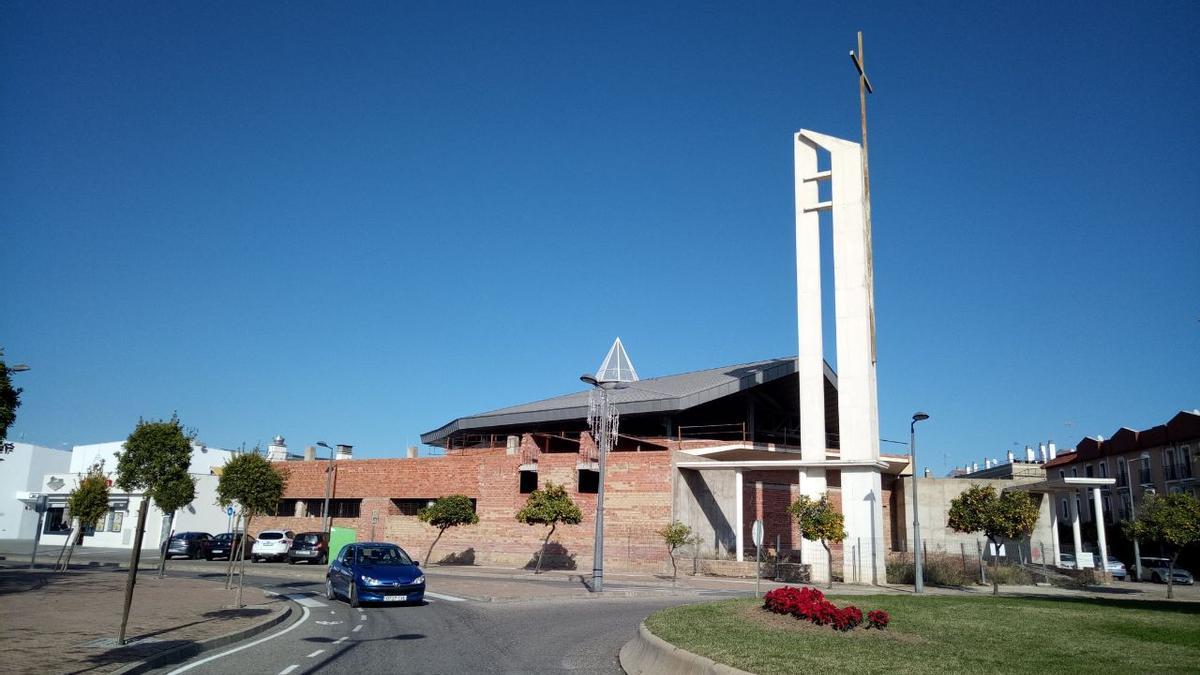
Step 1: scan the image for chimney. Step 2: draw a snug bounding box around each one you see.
[1048,441,1057,460]
[335,444,353,461]
[407,446,418,459]
[984,458,992,469]
[1025,446,1035,462]
[1039,443,1047,462]
[923,467,931,478]
[506,435,520,456]
[1006,450,1014,463]
[266,435,288,462]
[1096,435,1105,443]
[971,461,978,473]
[304,445,316,461]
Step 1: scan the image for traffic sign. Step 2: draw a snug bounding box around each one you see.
[752,520,764,547]
[226,506,235,516]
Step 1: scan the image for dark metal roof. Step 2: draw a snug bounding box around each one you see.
[420,356,837,446]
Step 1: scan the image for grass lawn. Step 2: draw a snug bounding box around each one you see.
[644,594,1200,674]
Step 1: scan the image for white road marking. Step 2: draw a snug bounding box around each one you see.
[279,666,298,675]
[306,650,325,658]
[334,637,348,644]
[359,614,367,621]
[352,624,363,632]
[424,591,466,602]
[167,606,312,674]
[283,594,327,608]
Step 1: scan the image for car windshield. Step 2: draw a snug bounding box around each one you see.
[297,534,321,544]
[356,546,412,566]
[259,532,283,540]
[215,533,232,541]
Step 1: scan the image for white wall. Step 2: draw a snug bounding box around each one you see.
[0,442,72,539]
[70,441,232,476]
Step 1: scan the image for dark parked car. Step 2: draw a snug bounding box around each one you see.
[325,542,425,607]
[165,532,213,559]
[205,532,255,561]
[288,532,330,565]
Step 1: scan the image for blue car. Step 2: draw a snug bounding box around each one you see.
[325,542,426,607]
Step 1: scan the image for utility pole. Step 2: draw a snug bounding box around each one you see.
[849,31,878,365]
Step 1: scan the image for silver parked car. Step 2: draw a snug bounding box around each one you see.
[1104,556,1127,580]
[1140,557,1194,585]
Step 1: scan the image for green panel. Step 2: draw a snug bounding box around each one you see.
[328,526,357,564]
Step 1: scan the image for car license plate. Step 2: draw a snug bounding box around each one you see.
[383,595,407,602]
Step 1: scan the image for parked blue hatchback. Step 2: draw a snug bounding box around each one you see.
[325,542,426,607]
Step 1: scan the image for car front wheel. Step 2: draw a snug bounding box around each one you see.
[325,578,336,601]
[348,583,360,608]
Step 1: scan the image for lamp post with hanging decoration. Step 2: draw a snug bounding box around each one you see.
[581,373,621,593]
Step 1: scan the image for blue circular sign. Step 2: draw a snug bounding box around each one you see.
[226,506,235,516]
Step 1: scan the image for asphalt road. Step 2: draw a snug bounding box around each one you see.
[147,568,703,675]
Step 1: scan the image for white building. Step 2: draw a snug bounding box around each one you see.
[0,442,72,539]
[26,440,235,550]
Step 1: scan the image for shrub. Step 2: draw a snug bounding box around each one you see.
[866,609,889,629]
[886,551,976,587]
[762,586,885,632]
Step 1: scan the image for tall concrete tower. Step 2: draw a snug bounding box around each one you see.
[794,129,885,584]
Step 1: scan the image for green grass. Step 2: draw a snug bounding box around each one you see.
[644,594,1200,674]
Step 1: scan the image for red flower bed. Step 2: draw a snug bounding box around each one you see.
[762,586,886,632]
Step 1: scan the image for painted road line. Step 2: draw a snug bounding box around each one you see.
[424,591,466,602]
[359,614,367,621]
[283,593,327,608]
[279,666,299,675]
[352,624,363,633]
[306,650,325,658]
[334,637,348,644]
[166,606,312,675]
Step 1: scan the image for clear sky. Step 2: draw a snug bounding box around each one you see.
[3,2,1197,473]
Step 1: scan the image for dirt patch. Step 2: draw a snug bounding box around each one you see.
[740,602,927,644]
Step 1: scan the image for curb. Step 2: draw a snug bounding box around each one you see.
[619,622,752,675]
[110,602,296,675]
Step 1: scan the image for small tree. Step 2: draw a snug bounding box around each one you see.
[658,520,698,582]
[788,494,846,589]
[1122,492,1200,599]
[516,482,582,574]
[217,451,286,606]
[58,461,111,571]
[152,473,197,578]
[947,484,1039,596]
[418,495,479,565]
[114,415,194,644]
[0,347,23,445]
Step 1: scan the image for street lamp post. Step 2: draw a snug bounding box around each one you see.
[910,412,930,593]
[316,441,338,533]
[1126,451,1150,581]
[581,374,621,593]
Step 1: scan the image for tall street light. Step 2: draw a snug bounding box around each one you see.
[1126,451,1151,581]
[910,412,930,593]
[316,441,339,533]
[581,373,623,593]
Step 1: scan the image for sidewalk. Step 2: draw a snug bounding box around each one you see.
[0,567,289,675]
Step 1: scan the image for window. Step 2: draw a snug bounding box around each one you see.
[1071,468,1078,478]
[392,499,435,516]
[1182,446,1194,479]
[1099,461,1108,479]
[1117,459,1129,486]
[578,469,599,494]
[44,507,69,534]
[519,470,538,494]
[1060,498,1068,520]
[1164,449,1177,481]
[328,499,361,518]
[1139,456,1152,484]
[1085,465,1094,478]
[1059,470,1066,481]
[1103,496,1113,524]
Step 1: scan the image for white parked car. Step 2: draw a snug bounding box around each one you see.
[251,530,295,562]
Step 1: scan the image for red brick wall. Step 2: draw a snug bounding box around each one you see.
[254,450,674,573]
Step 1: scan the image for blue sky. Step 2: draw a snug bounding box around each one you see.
[3,2,1197,473]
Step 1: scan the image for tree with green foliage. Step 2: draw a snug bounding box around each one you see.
[0,347,23,446]
[114,415,195,643]
[1122,492,1200,599]
[216,450,286,606]
[153,472,197,578]
[657,520,699,582]
[787,494,846,589]
[516,482,582,574]
[418,494,479,565]
[57,461,111,571]
[947,484,1039,596]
